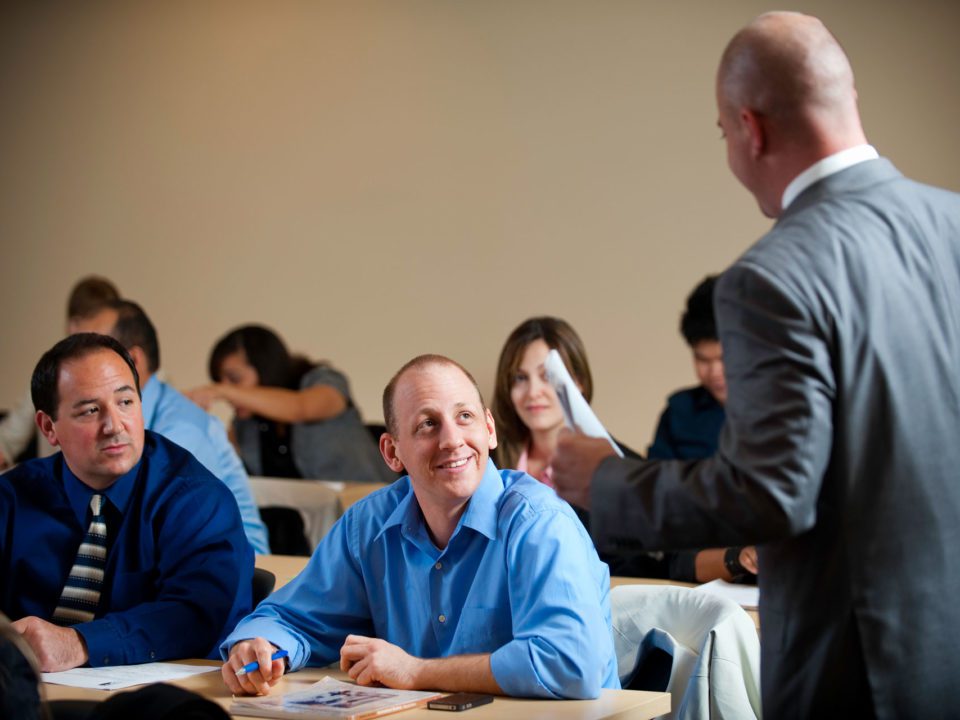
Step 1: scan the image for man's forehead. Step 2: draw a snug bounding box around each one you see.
[59,349,134,391]
[395,363,483,413]
[693,341,723,359]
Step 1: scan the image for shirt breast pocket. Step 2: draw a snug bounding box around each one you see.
[456,607,510,652]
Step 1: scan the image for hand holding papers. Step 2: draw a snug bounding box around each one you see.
[544,349,623,457]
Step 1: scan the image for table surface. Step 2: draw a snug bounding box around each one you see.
[43,662,670,720]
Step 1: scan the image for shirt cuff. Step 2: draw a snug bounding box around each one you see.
[76,618,133,667]
[220,618,310,671]
[489,641,553,699]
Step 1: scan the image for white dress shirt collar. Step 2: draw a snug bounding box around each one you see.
[781,144,879,211]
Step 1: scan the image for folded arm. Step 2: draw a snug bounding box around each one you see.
[189,383,346,424]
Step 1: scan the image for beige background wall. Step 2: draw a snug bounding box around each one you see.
[1,0,958,452]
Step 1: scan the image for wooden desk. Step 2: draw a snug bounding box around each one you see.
[338,482,388,512]
[611,576,695,590]
[43,662,670,720]
[256,554,309,591]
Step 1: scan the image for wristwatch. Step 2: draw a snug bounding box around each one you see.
[723,546,754,583]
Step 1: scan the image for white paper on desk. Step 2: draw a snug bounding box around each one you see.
[695,579,760,610]
[543,349,623,457]
[42,662,218,690]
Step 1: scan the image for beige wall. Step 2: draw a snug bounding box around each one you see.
[1,0,958,452]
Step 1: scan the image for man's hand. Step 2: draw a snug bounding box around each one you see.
[552,430,617,510]
[340,635,421,689]
[12,616,88,671]
[222,638,286,696]
[739,546,759,575]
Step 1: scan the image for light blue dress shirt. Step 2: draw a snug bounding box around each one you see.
[141,375,270,554]
[222,460,619,698]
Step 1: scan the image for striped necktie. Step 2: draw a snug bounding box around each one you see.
[53,493,108,626]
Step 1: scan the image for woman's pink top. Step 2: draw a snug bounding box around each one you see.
[516,446,555,488]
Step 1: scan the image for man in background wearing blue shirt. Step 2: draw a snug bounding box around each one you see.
[73,299,270,554]
[0,333,253,670]
[222,354,618,699]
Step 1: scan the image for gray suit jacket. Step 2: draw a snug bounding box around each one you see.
[592,159,960,718]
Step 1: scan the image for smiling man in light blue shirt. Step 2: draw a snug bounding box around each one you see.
[74,300,269,554]
[221,354,618,699]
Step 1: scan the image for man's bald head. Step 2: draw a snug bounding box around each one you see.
[382,354,486,436]
[718,12,860,141]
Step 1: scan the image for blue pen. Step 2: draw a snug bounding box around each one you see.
[235,649,289,677]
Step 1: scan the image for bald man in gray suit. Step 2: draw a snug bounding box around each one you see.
[553,12,960,719]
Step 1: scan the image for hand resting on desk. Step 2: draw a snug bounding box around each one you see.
[340,634,501,695]
[12,616,88,672]
[223,638,286,696]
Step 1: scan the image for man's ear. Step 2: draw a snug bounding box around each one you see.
[36,411,60,447]
[379,433,406,473]
[741,107,766,158]
[485,408,498,451]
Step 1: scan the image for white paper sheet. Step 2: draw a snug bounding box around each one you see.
[42,662,218,690]
[695,579,760,610]
[543,349,623,457]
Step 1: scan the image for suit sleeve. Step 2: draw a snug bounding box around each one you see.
[76,480,254,666]
[591,262,836,552]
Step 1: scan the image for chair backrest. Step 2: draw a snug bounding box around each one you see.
[248,477,342,552]
[252,567,277,606]
[611,584,761,720]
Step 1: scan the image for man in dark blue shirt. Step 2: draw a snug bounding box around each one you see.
[647,276,756,583]
[0,333,253,671]
[648,276,727,461]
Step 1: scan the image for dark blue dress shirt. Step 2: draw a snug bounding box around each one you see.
[0,431,254,665]
[647,385,725,460]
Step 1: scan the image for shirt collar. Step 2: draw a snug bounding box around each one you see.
[694,386,722,410]
[140,375,161,429]
[62,455,141,527]
[377,458,503,545]
[781,144,879,211]
[457,459,503,541]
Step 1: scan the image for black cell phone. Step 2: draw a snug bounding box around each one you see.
[427,693,494,711]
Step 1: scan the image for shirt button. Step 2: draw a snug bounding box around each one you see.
[150,651,156,659]
[438,614,446,623]
[435,562,442,570]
